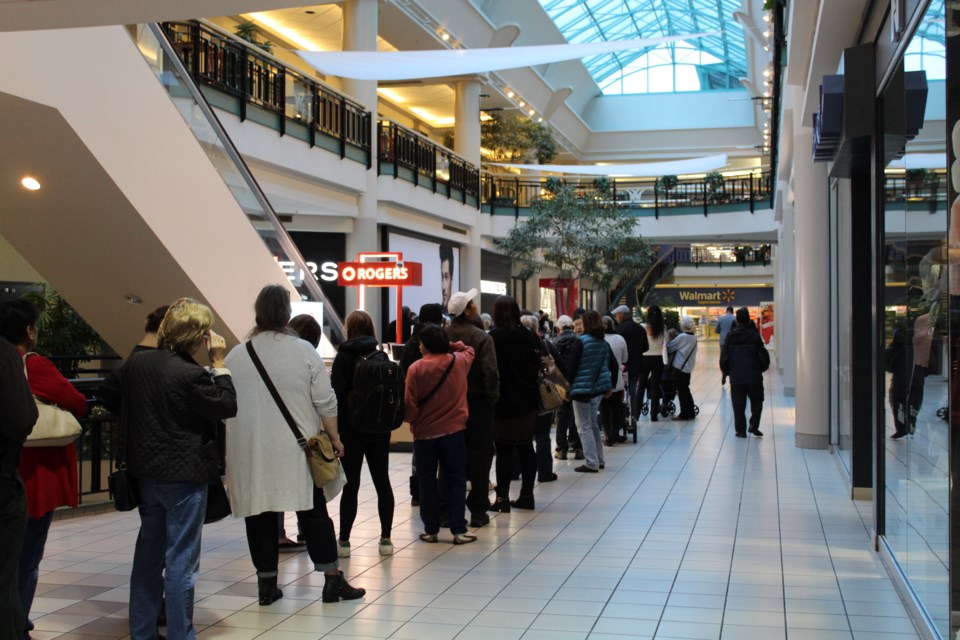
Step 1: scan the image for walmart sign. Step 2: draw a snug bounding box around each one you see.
[652,287,773,307]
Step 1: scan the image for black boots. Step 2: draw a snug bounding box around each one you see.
[322,571,366,603]
[488,497,511,513]
[511,493,535,510]
[258,576,283,606]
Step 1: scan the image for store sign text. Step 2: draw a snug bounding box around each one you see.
[481,280,507,295]
[336,261,423,287]
[277,260,339,283]
[678,288,737,304]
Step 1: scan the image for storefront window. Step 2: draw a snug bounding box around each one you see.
[880,3,949,632]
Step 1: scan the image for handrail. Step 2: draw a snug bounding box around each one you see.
[142,23,345,342]
[161,21,371,166]
[608,247,677,310]
[482,171,774,217]
[377,120,481,205]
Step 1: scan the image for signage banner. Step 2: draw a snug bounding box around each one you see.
[337,261,422,287]
[539,278,579,316]
[652,286,774,308]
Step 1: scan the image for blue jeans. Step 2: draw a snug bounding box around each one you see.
[572,396,604,470]
[130,479,207,640]
[19,510,54,638]
[414,431,467,535]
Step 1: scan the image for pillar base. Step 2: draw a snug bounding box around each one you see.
[795,432,829,449]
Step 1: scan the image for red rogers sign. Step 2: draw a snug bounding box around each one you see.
[336,261,423,287]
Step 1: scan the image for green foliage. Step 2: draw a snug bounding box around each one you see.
[763,0,776,10]
[481,112,558,164]
[643,292,680,331]
[234,21,274,54]
[495,178,654,295]
[20,284,111,357]
[663,308,680,332]
[704,171,726,203]
[655,174,678,194]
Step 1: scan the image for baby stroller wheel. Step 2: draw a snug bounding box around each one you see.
[640,401,649,416]
[937,407,948,421]
[663,401,675,417]
[693,405,700,416]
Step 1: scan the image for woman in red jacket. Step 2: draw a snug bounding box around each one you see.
[0,300,87,640]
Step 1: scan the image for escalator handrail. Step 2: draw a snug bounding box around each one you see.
[146,23,345,341]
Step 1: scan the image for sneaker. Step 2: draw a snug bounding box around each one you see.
[573,449,585,460]
[452,533,477,545]
[554,449,568,460]
[419,533,438,543]
[337,540,351,558]
[378,538,394,556]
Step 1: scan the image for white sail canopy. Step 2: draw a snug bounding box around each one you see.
[297,34,716,81]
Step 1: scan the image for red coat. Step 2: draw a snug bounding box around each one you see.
[19,350,87,518]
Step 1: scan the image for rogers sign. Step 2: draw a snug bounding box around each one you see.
[336,261,422,287]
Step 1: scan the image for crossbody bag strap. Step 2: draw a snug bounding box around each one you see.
[245,341,309,451]
[676,339,696,373]
[418,354,456,407]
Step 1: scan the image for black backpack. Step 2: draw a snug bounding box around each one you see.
[348,350,405,433]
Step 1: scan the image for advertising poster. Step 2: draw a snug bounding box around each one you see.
[759,301,774,345]
[387,231,460,317]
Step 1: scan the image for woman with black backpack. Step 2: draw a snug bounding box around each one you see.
[331,309,397,558]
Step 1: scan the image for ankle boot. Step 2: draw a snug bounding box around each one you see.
[257,576,283,606]
[322,570,366,603]
[510,493,535,510]
[488,496,511,513]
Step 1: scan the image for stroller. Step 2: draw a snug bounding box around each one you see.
[640,369,700,423]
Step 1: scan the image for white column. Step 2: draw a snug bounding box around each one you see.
[341,0,380,324]
[454,79,482,296]
[777,200,797,395]
[793,128,830,448]
[454,79,481,167]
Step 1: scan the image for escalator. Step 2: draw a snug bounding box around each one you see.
[0,24,345,352]
[609,247,678,310]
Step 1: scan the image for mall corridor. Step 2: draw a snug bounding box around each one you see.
[30,346,919,640]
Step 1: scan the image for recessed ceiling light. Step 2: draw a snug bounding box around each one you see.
[506,90,515,98]
[304,9,315,14]
[20,177,40,191]
[441,32,450,41]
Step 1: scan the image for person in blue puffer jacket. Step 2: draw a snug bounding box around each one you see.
[565,311,618,473]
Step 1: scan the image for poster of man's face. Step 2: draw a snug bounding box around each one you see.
[387,232,459,315]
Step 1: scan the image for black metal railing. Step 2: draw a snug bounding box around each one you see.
[377,120,481,205]
[161,21,371,166]
[482,171,774,219]
[882,172,947,205]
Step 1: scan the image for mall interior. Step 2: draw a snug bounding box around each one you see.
[0,0,957,638]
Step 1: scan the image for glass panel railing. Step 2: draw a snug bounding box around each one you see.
[132,23,345,348]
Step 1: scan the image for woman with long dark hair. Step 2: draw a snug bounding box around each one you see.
[637,305,668,421]
[331,310,395,557]
[224,285,364,607]
[488,296,541,512]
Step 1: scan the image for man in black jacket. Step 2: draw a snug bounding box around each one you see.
[0,337,38,639]
[720,308,770,438]
[551,315,583,459]
[612,305,648,428]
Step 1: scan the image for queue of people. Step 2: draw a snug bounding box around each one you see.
[0,286,771,640]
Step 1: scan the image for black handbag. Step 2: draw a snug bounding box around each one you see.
[108,423,139,511]
[204,477,231,524]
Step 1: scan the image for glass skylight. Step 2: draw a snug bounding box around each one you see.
[905,0,944,79]
[538,0,747,95]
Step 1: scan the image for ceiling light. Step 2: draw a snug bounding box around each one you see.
[506,90,515,98]
[763,14,771,22]
[518,100,525,107]
[20,176,40,191]
[537,117,544,123]
[441,32,450,41]
[528,108,535,116]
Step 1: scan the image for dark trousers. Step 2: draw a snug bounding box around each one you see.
[0,474,26,640]
[637,356,664,420]
[415,431,468,535]
[244,486,339,576]
[599,389,625,442]
[731,382,764,435]
[534,412,554,480]
[464,396,494,516]
[675,371,696,418]
[495,440,536,499]
[554,401,582,452]
[19,510,54,636]
[338,432,394,541]
[626,370,640,422]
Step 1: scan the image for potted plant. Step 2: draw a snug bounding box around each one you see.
[234,20,274,54]
[704,171,726,203]
[656,174,678,195]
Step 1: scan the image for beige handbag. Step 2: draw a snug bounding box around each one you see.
[22,354,82,448]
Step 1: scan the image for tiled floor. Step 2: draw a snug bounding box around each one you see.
[32,344,920,639]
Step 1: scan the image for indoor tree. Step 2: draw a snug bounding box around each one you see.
[20,284,111,357]
[496,177,654,300]
[480,112,558,164]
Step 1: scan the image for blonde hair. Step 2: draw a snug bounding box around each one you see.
[158,298,213,354]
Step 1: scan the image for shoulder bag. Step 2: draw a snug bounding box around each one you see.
[537,341,567,414]
[246,341,340,489]
[22,353,83,448]
[108,413,139,512]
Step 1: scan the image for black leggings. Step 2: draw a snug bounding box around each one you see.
[637,355,664,416]
[494,441,536,498]
[244,486,338,576]
[338,432,394,540]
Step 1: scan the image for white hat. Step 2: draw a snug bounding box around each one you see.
[611,305,631,316]
[447,288,479,317]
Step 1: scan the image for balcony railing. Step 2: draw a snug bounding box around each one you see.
[377,120,481,206]
[481,171,774,218]
[161,21,371,167]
